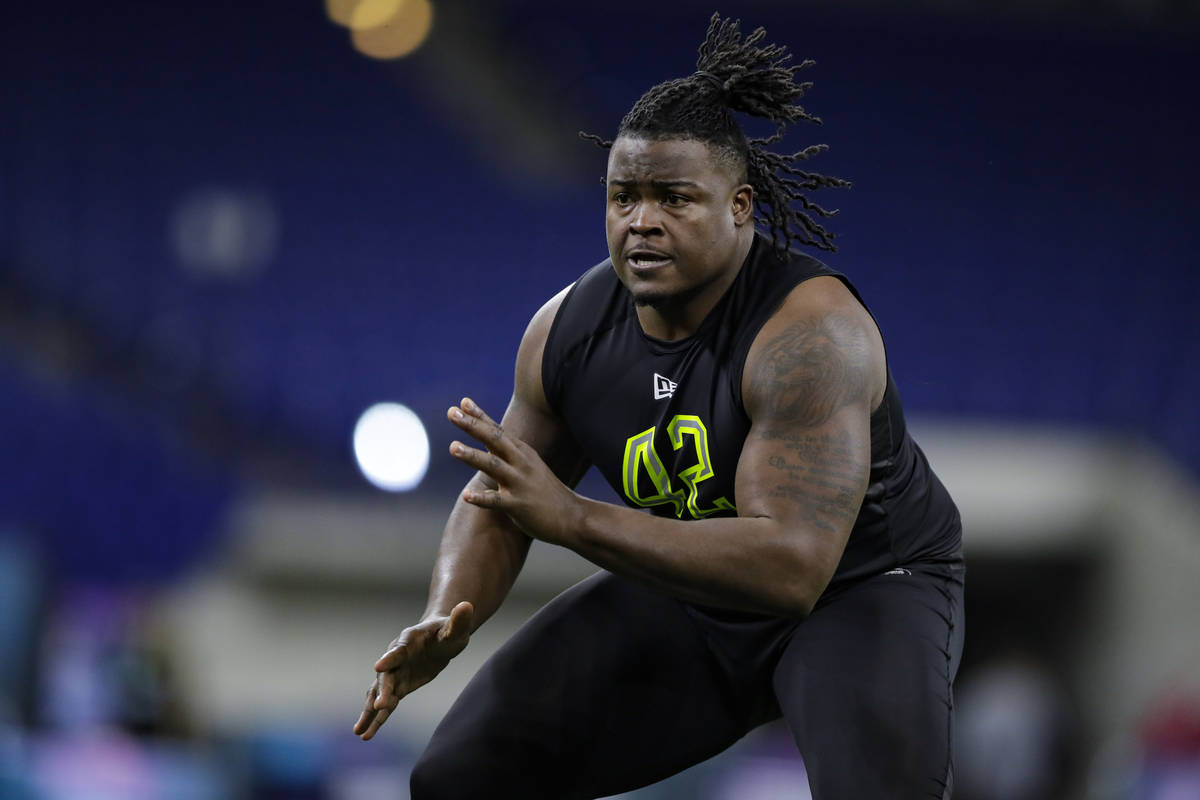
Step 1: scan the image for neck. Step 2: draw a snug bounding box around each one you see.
[635,231,755,341]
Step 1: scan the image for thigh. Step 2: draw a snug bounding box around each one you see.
[773,563,965,800]
[411,571,755,800]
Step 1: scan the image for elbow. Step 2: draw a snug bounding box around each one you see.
[753,569,823,619]
[753,586,816,619]
[729,519,841,617]
[772,547,836,619]
[795,593,819,620]
[780,585,819,620]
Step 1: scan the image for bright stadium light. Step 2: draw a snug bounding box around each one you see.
[348,0,404,31]
[325,0,361,27]
[351,0,433,60]
[353,402,430,492]
[327,0,434,60]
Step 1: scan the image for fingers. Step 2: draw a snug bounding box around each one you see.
[353,683,379,737]
[360,704,392,741]
[357,606,475,742]
[462,397,501,427]
[459,485,509,510]
[374,633,412,673]
[448,440,516,487]
[448,398,510,456]
[377,666,398,708]
[439,601,474,643]
[373,636,411,713]
[363,673,400,739]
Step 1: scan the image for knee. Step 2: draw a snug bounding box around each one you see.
[409,738,526,799]
[410,732,497,800]
[410,735,567,799]
[408,744,457,800]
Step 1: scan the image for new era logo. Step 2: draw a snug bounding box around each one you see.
[653,373,678,400]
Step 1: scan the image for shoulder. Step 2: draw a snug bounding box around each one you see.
[539,257,635,378]
[547,258,625,336]
[741,275,887,425]
[485,283,590,479]
[515,283,575,402]
[518,256,617,358]
[521,256,616,365]
[769,274,868,321]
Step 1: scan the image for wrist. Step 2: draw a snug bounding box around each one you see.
[556,491,590,547]
[421,599,457,622]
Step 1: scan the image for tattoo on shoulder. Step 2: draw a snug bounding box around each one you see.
[751,312,870,430]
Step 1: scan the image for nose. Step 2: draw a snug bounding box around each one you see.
[629,202,662,236]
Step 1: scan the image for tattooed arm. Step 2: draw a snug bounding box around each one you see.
[733,275,887,611]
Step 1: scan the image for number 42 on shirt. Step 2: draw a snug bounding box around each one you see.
[621,414,736,520]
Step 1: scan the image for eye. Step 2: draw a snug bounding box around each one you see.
[664,194,689,207]
[611,191,633,205]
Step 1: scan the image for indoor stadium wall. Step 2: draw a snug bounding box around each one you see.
[158,423,1200,773]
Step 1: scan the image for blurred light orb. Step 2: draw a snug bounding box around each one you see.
[324,0,355,26]
[325,0,360,27]
[351,0,433,60]
[353,403,430,492]
[348,0,403,31]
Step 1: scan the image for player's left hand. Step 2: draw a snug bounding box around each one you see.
[447,397,583,546]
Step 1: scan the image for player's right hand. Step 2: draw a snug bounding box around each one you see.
[353,600,474,741]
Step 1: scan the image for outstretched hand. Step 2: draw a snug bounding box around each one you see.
[353,600,474,741]
[447,397,583,546]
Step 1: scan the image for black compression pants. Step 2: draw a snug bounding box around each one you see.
[410,562,964,799]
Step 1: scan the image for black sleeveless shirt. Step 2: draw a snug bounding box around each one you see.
[542,233,962,591]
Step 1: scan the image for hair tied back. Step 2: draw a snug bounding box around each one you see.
[693,70,726,96]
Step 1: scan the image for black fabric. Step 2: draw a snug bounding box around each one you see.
[775,562,966,799]
[410,565,964,799]
[542,232,963,589]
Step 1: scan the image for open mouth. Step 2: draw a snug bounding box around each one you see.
[627,251,672,270]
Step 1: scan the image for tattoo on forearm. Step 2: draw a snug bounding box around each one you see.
[753,312,870,430]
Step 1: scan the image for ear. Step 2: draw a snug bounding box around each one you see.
[731,184,754,227]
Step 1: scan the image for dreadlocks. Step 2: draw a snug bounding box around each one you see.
[581,13,850,253]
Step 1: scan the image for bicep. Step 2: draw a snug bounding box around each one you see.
[487,286,590,489]
[492,392,590,489]
[735,306,878,579]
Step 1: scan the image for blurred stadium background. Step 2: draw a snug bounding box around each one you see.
[2,1,1198,797]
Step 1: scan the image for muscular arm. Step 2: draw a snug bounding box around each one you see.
[354,288,588,740]
[453,276,885,617]
[729,280,883,610]
[423,286,588,630]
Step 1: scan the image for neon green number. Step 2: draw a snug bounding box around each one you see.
[622,427,687,517]
[621,416,735,519]
[667,415,737,518]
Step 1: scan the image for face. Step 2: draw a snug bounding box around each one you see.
[605,136,754,318]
